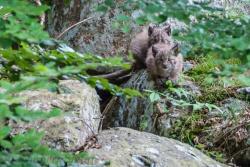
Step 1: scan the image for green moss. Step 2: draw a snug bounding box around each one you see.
[197,86,230,103]
[168,111,204,145]
[187,55,241,103]
[189,56,217,76]
[225,57,241,65]
[168,110,227,163]
[139,115,148,131]
[64,0,71,5]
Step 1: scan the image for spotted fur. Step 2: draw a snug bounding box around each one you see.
[146,42,183,84]
[148,24,172,46]
[129,24,172,69]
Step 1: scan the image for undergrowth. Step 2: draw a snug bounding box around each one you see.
[187,55,242,103]
[168,109,226,163]
[145,80,228,162]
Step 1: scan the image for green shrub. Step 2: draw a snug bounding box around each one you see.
[0,1,141,166]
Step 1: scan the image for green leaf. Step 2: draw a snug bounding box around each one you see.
[0,126,11,140]
[116,14,130,21]
[47,108,61,118]
[135,16,147,25]
[0,139,13,149]
[0,104,13,119]
[149,92,160,102]
[121,25,131,33]
[0,80,13,90]
[192,103,203,111]
[123,88,142,98]
[12,129,44,148]
[104,0,115,7]
[0,37,13,48]
[15,106,61,122]
[96,4,108,12]
[144,4,162,14]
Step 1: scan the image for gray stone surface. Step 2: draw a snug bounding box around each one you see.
[9,80,101,151]
[183,61,195,72]
[88,127,227,167]
[237,87,250,99]
[209,97,249,117]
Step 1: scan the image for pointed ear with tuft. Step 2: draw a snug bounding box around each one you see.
[152,45,158,57]
[148,24,156,36]
[171,43,179,55]
[163,24,171,35]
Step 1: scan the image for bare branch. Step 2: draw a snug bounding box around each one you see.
[56,17,94,39]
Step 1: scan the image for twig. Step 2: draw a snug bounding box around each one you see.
[153,103,167,129]
[98,97,118,133]
[152,113,159,129]
[94,69,132,80]
[82,120,96,136]
[213,120,250,145]
[114,74,132,84]
[227,146,250,163]
[156,103,164,114]
[56,17,94,39]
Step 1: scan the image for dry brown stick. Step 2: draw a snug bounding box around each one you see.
[152,113,159,129]
[217,121,250,149]
[156,103,164,114]
[98,96,118,133]
[153,103,166,129]
[227,146,250,163]
[82,120,96,136]
[115,74,132,84]
[56,17,94,39]
[213,120,250,145]
[94,69,132,80]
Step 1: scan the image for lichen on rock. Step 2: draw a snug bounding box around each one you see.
[9,80,101,151]
[88,127,227,167]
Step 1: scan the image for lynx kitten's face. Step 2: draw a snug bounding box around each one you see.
[148,24,172,46]
[152,43,179,77]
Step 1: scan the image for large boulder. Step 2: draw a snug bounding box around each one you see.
[9,80,101,151]
[88,127,227,167]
